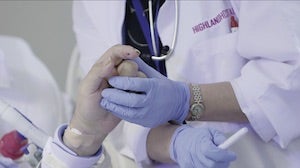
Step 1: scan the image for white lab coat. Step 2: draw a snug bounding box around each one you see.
[72,1,300,168]
[0,35,67,167]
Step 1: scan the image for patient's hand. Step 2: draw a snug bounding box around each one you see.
[64,45,141,156]
[117,59,146,78]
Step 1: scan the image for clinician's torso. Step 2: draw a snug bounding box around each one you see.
[80,1,300,168]
[83,1,246,84]
[157,1,246,83]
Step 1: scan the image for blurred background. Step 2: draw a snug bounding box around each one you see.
[0,0,75,90]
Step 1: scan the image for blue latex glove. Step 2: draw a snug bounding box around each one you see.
[133,57,165,78]
[170,125,236,168]
[100,58,190,127]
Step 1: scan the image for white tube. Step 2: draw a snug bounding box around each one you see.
[0,100,49,149]
[218,127,248,149]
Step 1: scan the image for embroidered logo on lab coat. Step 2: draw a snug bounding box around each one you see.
[192,8,235,34]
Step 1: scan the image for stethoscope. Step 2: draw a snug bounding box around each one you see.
[148,0,178,60]
[134,0,178,61]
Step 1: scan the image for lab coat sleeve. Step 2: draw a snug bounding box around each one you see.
[231,1,300,148]
[41,124,102,168]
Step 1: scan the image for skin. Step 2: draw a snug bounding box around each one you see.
[147,82,248,163]
[63,44,247,164]
[117,60,147,77]
[187,82,248,122]
[63,44,142,156]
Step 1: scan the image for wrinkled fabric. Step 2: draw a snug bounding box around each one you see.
[71,1,300,167]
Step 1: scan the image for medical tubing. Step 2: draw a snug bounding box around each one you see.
[0,100,49,149]
[148,0,158,57]
[151,0,178,61]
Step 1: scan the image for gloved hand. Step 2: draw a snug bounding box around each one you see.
[74,45,140,134]
[101,58,190,127]
[170,125,236,168]
[133,57,165,78]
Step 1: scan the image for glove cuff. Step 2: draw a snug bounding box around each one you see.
[169,125,192,162]
[174,82,190,123]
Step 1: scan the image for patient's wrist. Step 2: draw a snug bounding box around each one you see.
[63,125,106,156]
[63,114,107,156]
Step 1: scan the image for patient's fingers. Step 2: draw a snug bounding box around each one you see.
[101,44,140,66]
[82,45,140,94]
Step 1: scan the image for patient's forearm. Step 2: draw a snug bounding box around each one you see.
[146,124,179,163]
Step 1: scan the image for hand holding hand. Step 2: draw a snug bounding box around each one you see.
[170,125,236,168]
[64,45,140,155]
[117,59,146,78]
[100,57,190,127]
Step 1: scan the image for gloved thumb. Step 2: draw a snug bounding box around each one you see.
[108,76,150,92]
[202,139,236,163]
[210,128,227,146]
[134,57,164,79]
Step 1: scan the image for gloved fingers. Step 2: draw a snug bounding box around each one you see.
[101,105,139,125]
[208,128,237,162]
[101,88,147,107]
[197,160,231,168]
[134,57,164,78]
[204,145,236,163]
[178,159,204,168]
[212,143,237,163]
[213,162,230,168]
[191,152,211,168]
[108,76,152,92]
[197,136,235,163]
[196,138,219,167]
[209,128,227,146]
[101,98,142,118]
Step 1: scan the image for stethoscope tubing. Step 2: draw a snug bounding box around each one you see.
[149,0,178,61]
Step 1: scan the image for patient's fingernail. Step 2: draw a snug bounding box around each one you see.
[135,49,141,55]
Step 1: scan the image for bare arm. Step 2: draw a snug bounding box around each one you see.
[147,124,179,163]
[147,82,247,163]
[186,82,248,122]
